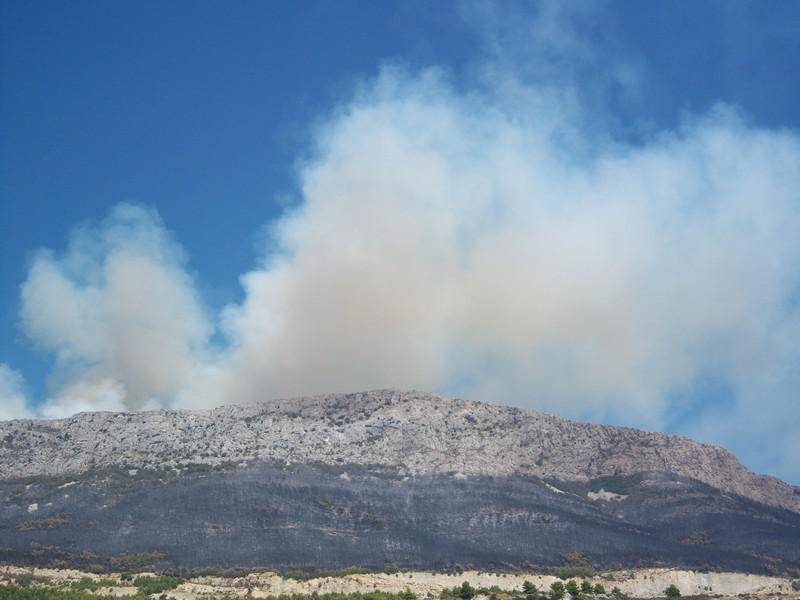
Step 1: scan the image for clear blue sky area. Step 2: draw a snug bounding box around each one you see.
[2,2,799,478]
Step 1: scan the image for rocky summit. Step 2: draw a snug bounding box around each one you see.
[1,390,799,574]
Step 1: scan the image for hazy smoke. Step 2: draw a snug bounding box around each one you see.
[5,8,800,481]
[0,364,32,421]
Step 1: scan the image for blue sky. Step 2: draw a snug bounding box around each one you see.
[0,1,478,389]
[1,1,799,482]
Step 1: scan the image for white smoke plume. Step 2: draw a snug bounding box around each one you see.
[5,9,800,481]
[19,204,212,416]
[209,72,800,434]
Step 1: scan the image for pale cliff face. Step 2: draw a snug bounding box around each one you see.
[1,389,798,513]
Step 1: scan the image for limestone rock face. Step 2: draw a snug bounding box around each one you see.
[1,389,797,512]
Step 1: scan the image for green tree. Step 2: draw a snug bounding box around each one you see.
[523,581,539,600]
[565,580,580,599]
[460,581,476,600]
[664,585,681,599]
[580,582,593,594]
[593,584,606,595]
[550,581,566,600]
[611,587,625,600]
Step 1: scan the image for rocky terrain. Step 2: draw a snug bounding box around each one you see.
[1,390,799,574]
[1,389,797,512]
[2,565,798,599]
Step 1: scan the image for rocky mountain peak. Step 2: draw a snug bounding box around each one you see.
[1,389,797,512]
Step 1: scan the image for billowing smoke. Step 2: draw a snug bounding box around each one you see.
[5,33,800,481]
[205,72,800,445]
[19,205,212,417]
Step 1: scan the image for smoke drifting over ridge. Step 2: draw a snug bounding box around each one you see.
[0,365,29,421]
[3,56,800,478]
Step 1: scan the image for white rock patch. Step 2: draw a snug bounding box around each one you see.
[544,482,564,494]
[588,488,628,502]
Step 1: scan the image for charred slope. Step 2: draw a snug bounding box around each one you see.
[1,462,798,574]
[1,390,798,513]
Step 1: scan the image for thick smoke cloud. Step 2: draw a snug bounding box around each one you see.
[209,73,800,436]
[7,44,800,480]
[19,205,212,417]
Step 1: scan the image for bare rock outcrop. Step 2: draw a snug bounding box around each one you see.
[1,389,797,512]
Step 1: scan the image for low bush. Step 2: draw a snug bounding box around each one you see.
[0,587,117,600]
[557,567,595,580]
[133,575,183,595]
[9,573,50,587]
[283,567,373,581]
[70,578,117,592]
[664,585,681,599]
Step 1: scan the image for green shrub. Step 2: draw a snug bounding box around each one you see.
[459,582,476,600]
[550,582,565,600]
[565,581,580,599]
[610,587,628,600]
[523,581,539,600]
[70,578,117,592]
[133,575,183,595]
[664,585,681,599]
[557,567,595,580]
[593,584,605,595]
[0,586,118,600]
[10,573,49,587]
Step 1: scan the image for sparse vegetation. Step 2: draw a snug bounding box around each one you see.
[0,588,117,600]
[200,593,433,600]
[283,566,373,580]
[7,573,51,587]
[556,566,595,580]
[16,515,69,531]
[108,551,165,571]
[553,551,596,582]
[0,572,782,600]
[132,574,183,594]
[0,588,431,600]
[439,581,517,600]
[70,577,117,592]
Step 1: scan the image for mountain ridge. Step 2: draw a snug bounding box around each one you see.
[1,389,797,513]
